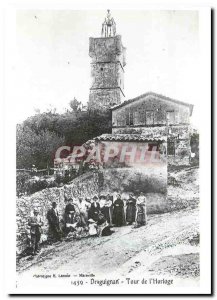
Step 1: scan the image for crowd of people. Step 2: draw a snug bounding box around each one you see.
[28,192,147,256]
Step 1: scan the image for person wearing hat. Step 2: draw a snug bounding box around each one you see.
[65,198,76,215]
[101,195,112,225]
[85,197,91,208]
[112,194,125,227]
[28,208,43,255]
[126,193,137,225]
[135,192,147,228]
[64,198,76,235]
[77,197,89,227]
[47,202,62,242]
[88,195,100,222]
[99,194,106,209]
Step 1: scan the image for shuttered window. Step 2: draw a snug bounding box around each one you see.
[166,111,175,125]
[125,108,130,125]
[146,111,154,125]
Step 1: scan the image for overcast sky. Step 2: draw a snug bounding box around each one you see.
[16,10,200,125]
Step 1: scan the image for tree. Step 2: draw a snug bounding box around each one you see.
[69,98,81,112]
[16,106,112,169]
[16,124,65,169]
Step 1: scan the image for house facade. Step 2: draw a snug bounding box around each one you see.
[111,92,193,166]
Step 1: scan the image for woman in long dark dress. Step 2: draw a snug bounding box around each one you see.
[135,192,147,227]
[88,196,100,222]
[101,196,112,225]
[112,194,125,226]
[126,193,137,225]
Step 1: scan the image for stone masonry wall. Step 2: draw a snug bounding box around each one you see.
[90,62,119,89]
[112,126,191,166]
[112,94,191,127]
[88,35,126,109]
[17,151,170,255]
[89,88,123,109]
[112,125,190,139]
[16,172,100,254]
[101,168,168,214]
[17,164,168,254]
[89,35,126,66]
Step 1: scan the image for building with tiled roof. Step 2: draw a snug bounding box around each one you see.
[87,11,193,166]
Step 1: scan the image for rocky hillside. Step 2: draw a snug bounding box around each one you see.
[167,166,199,211]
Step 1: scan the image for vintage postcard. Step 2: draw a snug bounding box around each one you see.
[3,2,211,295]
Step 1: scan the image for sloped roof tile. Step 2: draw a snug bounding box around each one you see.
[94,134,166,142]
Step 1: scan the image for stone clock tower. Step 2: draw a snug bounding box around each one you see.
[88,10,126,110]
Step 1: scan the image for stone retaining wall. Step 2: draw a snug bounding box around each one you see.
[16,167,168,254]
[16,172,100,254]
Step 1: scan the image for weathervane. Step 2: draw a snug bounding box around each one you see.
[101,10,116,37]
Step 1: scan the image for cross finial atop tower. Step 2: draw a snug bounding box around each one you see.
[101,9,116,37]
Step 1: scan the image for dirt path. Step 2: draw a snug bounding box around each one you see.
[18,208,199,280]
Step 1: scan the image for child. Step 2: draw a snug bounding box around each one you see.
[88,219,98,237]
